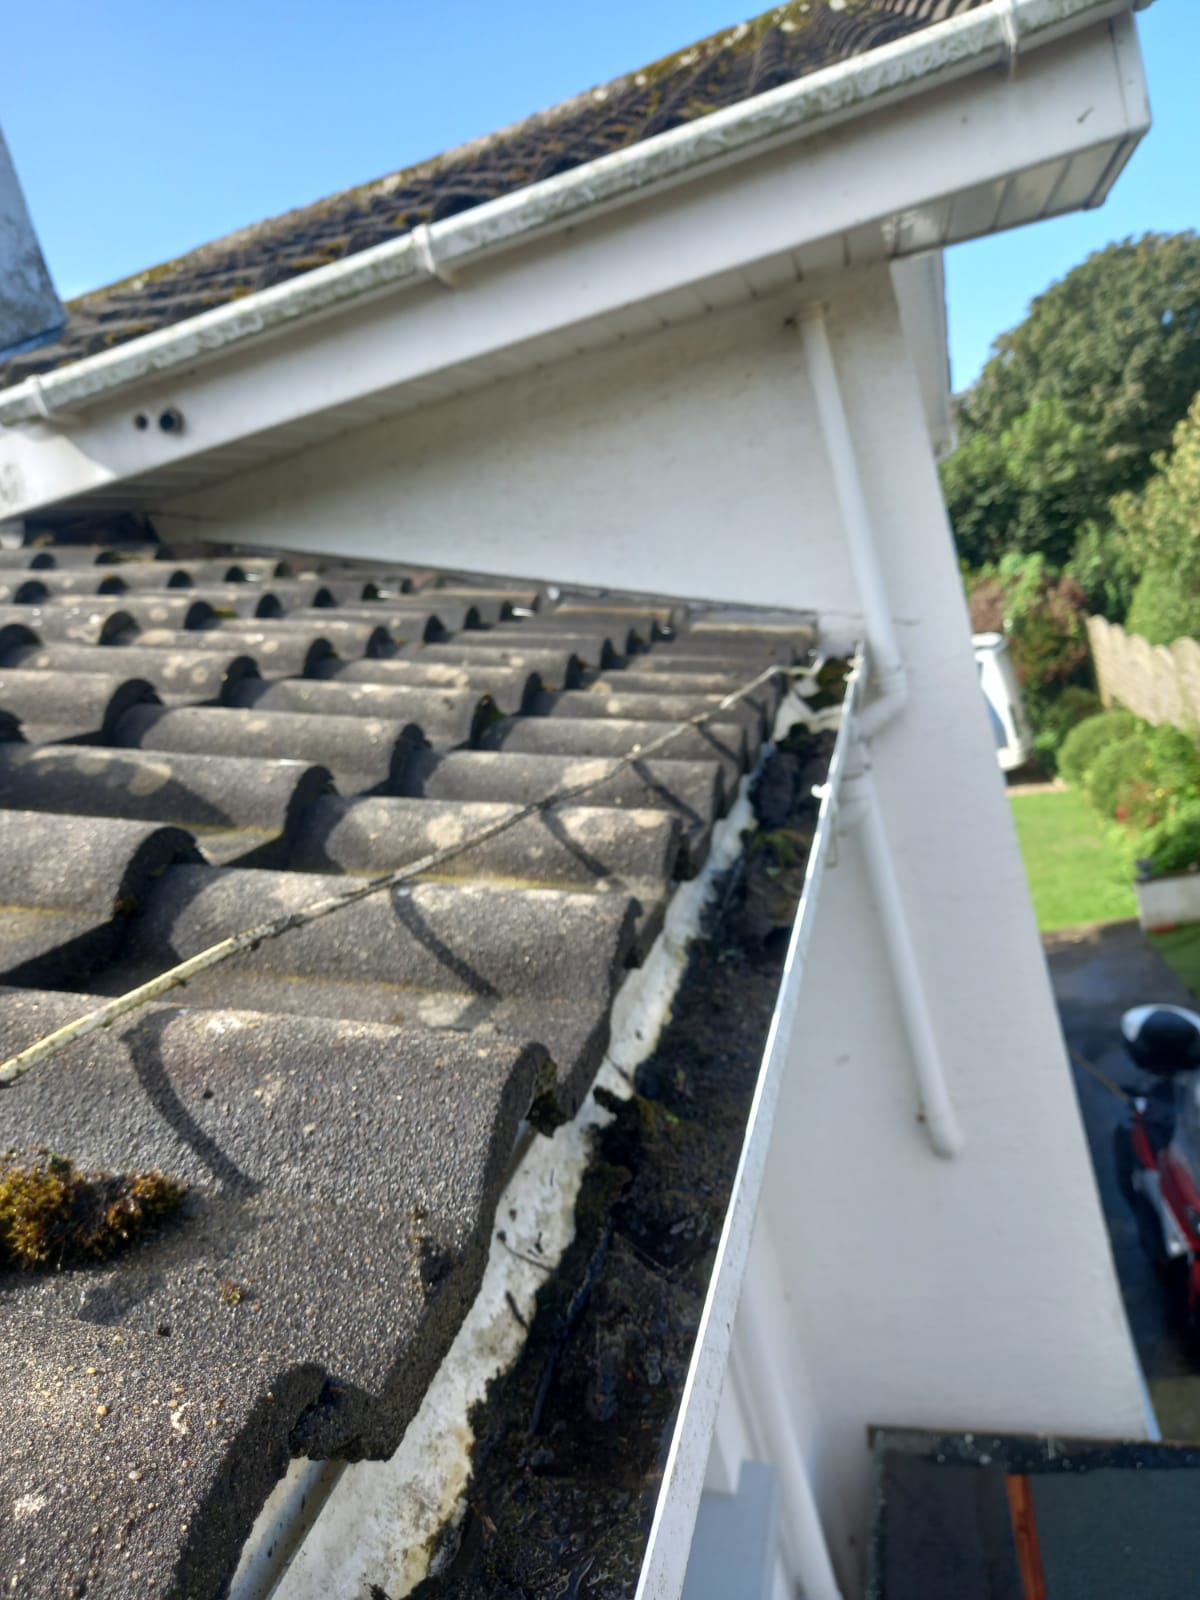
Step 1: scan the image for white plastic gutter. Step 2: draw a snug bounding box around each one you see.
[0,0,1142,429]
[635,656,864,1600]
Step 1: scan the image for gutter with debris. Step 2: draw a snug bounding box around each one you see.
[224,659,859,1599]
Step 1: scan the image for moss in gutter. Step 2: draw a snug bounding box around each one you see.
[410,715,838,1600]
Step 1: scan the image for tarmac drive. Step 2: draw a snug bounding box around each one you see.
[1046,919,1200,1440]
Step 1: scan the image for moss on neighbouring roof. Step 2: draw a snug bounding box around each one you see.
[1,0,985,389]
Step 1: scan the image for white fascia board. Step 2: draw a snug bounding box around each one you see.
[0,0,1134,428]
[0,3,1149,520]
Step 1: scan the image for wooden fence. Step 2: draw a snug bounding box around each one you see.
[1088,615,1200,729]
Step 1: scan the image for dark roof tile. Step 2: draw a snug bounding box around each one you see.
[87,865,636,1114]
[291,794,680,957]
[114,701,422,793]
[316,654,541,714]
[0,535,821,1593]
[215,613,394,655]
[403,746,724,871]
[149,624,335,677]
[0,1311,326,1600]
[0,594,214,637]
[0,743,330,845]
[0,810,199,986]
[0,989,546,1463]
[480,711,749,793]
[0,667,158,743]
[1,640,260,706]
[228,675,497,747]
[545,686,767,752]
[411,641,587,687]
[0,570,127,602]
[0,1,987,389]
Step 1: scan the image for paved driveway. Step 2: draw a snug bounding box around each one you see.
[1046,920,1200,1440]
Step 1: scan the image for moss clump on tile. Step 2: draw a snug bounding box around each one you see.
[0,1150,184,1269]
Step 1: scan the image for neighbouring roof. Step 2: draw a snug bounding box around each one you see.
[1,0,986,390]
[0,533,821,1597]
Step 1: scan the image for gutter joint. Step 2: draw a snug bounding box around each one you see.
[411,224,459,289]
[998,0,1021,75]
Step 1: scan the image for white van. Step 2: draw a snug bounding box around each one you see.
[973,632,1034,772]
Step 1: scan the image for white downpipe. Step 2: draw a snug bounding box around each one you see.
[839,759,965,1159]
[737,1245,845,1600]
[799,306,906,715]
[799,305,961,1154]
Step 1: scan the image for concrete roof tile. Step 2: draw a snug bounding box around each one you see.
[0,1,987,390]
[0,533,817,1593]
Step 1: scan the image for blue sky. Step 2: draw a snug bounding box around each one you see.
[3,2,1190,389]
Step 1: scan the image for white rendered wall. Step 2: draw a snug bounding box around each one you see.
[158,262,1148,1591]
[157,278,858,615]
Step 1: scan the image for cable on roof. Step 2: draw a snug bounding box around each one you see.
[0,661,795,1087]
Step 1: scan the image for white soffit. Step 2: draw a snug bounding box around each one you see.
[0,6,1150,522]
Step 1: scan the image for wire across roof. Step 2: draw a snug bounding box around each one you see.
[0,533,821,1597]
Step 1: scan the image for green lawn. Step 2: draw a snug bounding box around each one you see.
[1010,788,1137,931]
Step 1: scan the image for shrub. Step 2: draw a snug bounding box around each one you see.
[1058,710,1140,786]
[1111,390,1200,645]
[1031,686,1103,774]
[1084,729,1156,825]
[1138,800,1200,879]
[1067,519,1140,623]
[1082,721,1200,831]
[1125,565,1200,647]
[1144,723,1200,806]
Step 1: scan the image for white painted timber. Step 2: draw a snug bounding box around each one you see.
[0,11,1149,520]
[0,0,1144,430]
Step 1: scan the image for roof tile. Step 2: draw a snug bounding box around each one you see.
[0,533,819,1594]
[0,1,987,389]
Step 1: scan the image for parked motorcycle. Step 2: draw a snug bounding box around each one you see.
[1115,1005,1200,1326]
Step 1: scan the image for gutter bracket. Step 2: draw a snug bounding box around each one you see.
[29,375,74,425]
[411,223,459,289]
[998,0,1021,75]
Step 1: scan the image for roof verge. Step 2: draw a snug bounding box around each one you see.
[0,0,1141,430]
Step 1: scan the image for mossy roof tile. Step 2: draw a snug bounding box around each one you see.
[0,531,819,1596]
[0,0,987,389]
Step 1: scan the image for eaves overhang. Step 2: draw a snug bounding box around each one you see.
[0,0,1152,524]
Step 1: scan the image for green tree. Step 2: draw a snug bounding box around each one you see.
[1116,391,1200,644]
[944,232,1200,568]
[943,399,1094,569]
